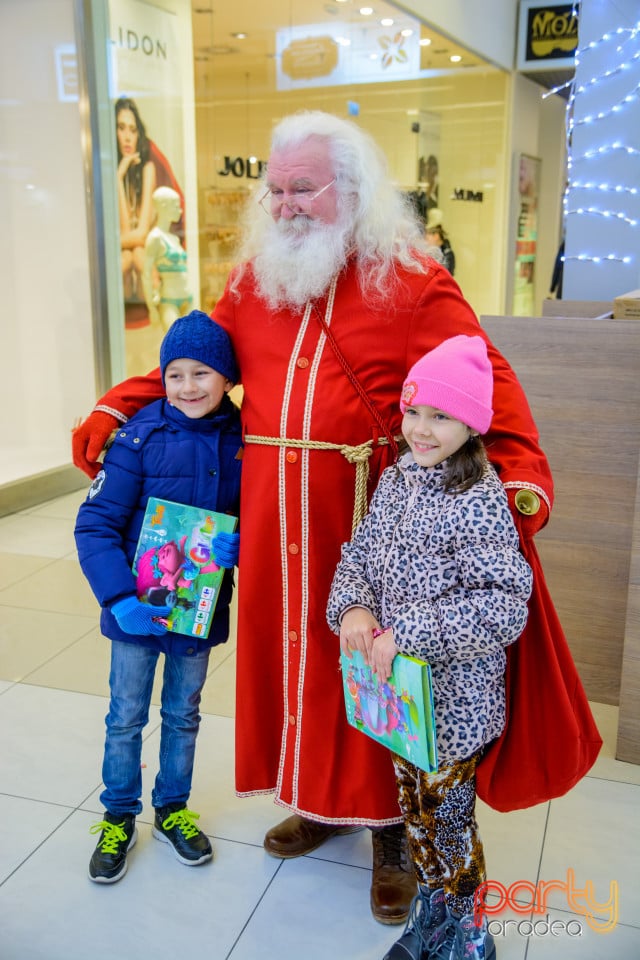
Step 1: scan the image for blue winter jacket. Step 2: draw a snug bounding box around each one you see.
[74,395,242,655]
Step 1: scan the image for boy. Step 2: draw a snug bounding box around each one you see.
[75,310,242,883]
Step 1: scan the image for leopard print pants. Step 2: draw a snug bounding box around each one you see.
[393,752,486,917]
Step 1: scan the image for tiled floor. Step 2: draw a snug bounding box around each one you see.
[1,489,639,960]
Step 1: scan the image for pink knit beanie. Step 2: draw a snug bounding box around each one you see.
[400,335,494,434]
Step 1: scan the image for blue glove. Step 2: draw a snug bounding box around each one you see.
[111,596,171,636]
[212,530,240,568]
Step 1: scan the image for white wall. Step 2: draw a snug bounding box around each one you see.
[399,0,519,69]
[563,0,640,300]
[0,0,95,484]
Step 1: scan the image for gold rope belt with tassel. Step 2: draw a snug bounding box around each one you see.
[243,433,396,534]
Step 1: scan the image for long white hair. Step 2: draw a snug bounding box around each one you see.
[232,110,431,302]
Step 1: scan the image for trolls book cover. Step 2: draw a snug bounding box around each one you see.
[132,497,237,639]
[340,649,438,773]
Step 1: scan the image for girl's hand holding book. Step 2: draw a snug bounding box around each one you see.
[339,606,380,663]
[370,627,399,680]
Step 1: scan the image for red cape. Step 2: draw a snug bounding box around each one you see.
[476,537,602,811]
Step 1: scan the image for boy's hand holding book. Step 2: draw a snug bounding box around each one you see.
[212,531,240,568]
[111,596,171,636]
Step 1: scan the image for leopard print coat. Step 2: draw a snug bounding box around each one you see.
[327,452,533,765]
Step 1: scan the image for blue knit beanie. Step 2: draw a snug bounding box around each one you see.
[160,310,238,384]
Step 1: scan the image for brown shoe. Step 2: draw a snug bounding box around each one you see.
[263,814,362,859]
[370,824,417,925]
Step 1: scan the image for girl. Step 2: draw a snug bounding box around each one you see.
[327,335,533,960]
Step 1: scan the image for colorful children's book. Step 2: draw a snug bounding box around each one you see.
[340,649,438,773]
[132,497,237,639]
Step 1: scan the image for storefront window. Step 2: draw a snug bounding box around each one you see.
[0,0,515,503]
[0,0,96,495]
[191,1,509,318]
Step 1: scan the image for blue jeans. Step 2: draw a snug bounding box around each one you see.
[100,640,210,816]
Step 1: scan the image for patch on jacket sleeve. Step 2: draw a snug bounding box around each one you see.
[88,469,106,500]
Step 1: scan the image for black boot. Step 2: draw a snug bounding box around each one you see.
[382,887,446,959]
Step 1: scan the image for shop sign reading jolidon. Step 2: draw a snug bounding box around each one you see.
[218,156,267,179]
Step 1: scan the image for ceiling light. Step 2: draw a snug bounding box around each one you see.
[231,32,247,39]
[360,7,374,15]
[419,38,432,47]
[450,54,462,62]
[381,18,393,26]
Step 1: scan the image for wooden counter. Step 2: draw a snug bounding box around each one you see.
[481,314,640,764]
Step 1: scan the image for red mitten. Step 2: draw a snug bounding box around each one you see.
[506,487,549,540]
[72,410,120,479]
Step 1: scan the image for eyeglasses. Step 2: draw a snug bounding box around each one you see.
[258,178,336,215]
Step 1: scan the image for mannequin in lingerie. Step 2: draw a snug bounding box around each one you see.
[142,187,192,331]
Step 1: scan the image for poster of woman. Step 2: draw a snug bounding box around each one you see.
[108,0,190,375]
[116,96,157,304]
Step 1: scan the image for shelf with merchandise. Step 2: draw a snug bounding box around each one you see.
[203,186,250,227]
[199,186,249,312]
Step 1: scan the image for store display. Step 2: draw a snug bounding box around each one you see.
[200,187,249,312]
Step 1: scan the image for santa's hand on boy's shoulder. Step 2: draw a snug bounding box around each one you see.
[111,596,171,636]
[72,410,119,479]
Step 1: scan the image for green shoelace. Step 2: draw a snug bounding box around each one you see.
[160,808,201,839]
[90,819,129,854]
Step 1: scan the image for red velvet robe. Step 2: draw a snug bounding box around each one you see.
[99,257,600,820]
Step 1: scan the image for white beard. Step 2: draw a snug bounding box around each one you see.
[253,216,352,310]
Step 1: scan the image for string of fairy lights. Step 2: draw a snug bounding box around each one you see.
[544,8,639,267]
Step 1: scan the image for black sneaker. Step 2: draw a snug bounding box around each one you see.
[152,804,213,866]
[427,913,496,960]
[383,888,446,959]
[89,811,137,884]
